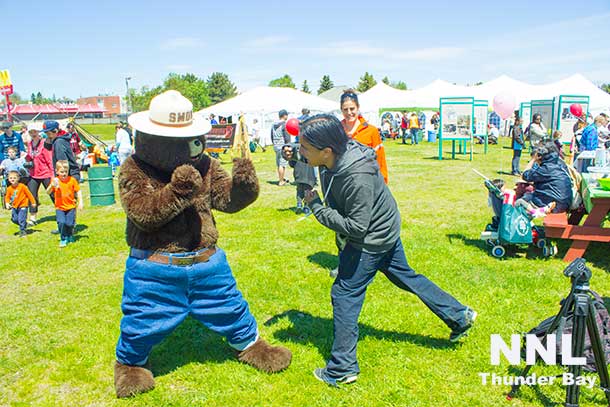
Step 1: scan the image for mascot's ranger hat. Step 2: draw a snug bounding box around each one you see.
[128,90,211,138]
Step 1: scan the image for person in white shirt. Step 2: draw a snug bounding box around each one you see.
[115,124,133,164]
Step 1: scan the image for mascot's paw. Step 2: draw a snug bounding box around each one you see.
[114,361,155,398]
[171,164,203,196]
[237,338,292,373]
[232,158,257,185]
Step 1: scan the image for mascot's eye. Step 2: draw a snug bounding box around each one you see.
[188,138,205,157]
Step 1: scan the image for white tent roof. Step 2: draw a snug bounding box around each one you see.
[359,74,610,118]
[198,86,338,117]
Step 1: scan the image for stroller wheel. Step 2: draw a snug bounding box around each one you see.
[491,245,506,258]
[536,238,547,249]
[543,244,558,258]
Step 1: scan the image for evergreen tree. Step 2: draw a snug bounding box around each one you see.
[301,80,310,94]
[356,72,377,93]
[207,72,237,105]
[317,75,334,95]
[391,81,407,90]
[601,83,610,94]
[382,76,390,85]
[268,74,296,88]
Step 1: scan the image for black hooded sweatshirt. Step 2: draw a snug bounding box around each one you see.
[308,140,401,253]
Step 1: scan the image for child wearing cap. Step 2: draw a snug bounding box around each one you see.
[46,160,83,247]
[4,170,36,237]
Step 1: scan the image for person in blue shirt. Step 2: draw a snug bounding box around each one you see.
[0,121,25,161]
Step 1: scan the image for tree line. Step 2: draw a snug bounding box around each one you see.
[6,76,610,113]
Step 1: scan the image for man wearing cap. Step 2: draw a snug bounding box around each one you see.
[42,120,80,181]
[113,90,291,398]
[0,121,25,161]
[271,109,291,186]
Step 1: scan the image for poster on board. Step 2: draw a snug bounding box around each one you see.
[474,105,487,136]
[205,124,237,152]
[442,103,472,139]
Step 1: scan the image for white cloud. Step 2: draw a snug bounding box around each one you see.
[243,36,290,48]
[160,37,203,50]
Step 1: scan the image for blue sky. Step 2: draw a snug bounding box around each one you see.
[3,0,610,100]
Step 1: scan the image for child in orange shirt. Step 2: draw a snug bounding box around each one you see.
[46,160,83,247]
[4,170,37,237]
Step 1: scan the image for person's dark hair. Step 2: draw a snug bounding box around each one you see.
[532,113,542,121]
[340,89,359,107]
[301,107,310,115]
[533,141,558,158]
[300,114,348,155]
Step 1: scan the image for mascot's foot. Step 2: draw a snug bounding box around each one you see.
[237,338,292,373]
[114,361,155,398]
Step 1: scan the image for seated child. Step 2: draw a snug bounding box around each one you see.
[4,170,36,237]
[0,146,29,181]
[486,178,554,226]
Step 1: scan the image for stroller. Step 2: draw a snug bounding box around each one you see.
[474,170,556,258]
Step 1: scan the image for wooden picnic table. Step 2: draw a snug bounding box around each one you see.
[543,174,610,262]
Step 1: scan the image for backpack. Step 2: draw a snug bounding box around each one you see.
[525,290,610,372]
[564,164,582,211]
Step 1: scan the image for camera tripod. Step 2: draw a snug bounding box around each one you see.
[507,258,610,407]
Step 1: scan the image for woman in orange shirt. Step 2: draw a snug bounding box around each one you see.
[340,90,389,184]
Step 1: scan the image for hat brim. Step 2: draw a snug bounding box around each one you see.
[128,111,211,138]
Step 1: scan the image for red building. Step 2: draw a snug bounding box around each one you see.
[77,95,122,118]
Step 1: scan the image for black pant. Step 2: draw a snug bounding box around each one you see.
[296,183,313,201]
[27,177,51,213]
[511,150,522,174]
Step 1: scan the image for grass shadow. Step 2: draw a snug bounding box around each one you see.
[505,365,567,407]
[149,317,234,376]
[265,309,454,362]
[306,251,337,270]
[74,224,89,233]
[35,215,56,225]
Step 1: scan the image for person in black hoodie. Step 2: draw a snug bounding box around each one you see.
[298,114,476,387]
[43,120,80,181]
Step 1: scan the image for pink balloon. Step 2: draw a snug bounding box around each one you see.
[569,103,583,118]
[492,93,516,120]
[285,118,300,136]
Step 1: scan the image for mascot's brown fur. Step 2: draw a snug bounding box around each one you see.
[114,131,291,398]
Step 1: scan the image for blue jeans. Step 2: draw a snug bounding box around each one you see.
[56,208,76,241]
[410,128,419,144]
[11,207,28,231]
[115,247,258,366]
[325,238,468,378]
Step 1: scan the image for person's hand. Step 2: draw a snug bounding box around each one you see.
[303,189,319,205]
[5,203,10,210]
[78,202,84,210]
[53,177,60,188]
[31,204,37,209]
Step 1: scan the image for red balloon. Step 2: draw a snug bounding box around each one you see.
[285,118,300,136]
[569,103,583,118]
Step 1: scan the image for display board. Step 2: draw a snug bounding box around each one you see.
[474,100,489,154]
[206,124,237,152]
[439,97,474,160]
[530,99,554,139]
[519,102,531,124]
[552,95,589,144]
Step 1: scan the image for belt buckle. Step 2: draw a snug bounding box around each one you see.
[171,256,195,266]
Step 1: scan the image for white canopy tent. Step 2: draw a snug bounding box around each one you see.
[197,86,339,145]
[358,74,610,126]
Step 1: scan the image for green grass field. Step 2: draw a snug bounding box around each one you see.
[1,137,609,406]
